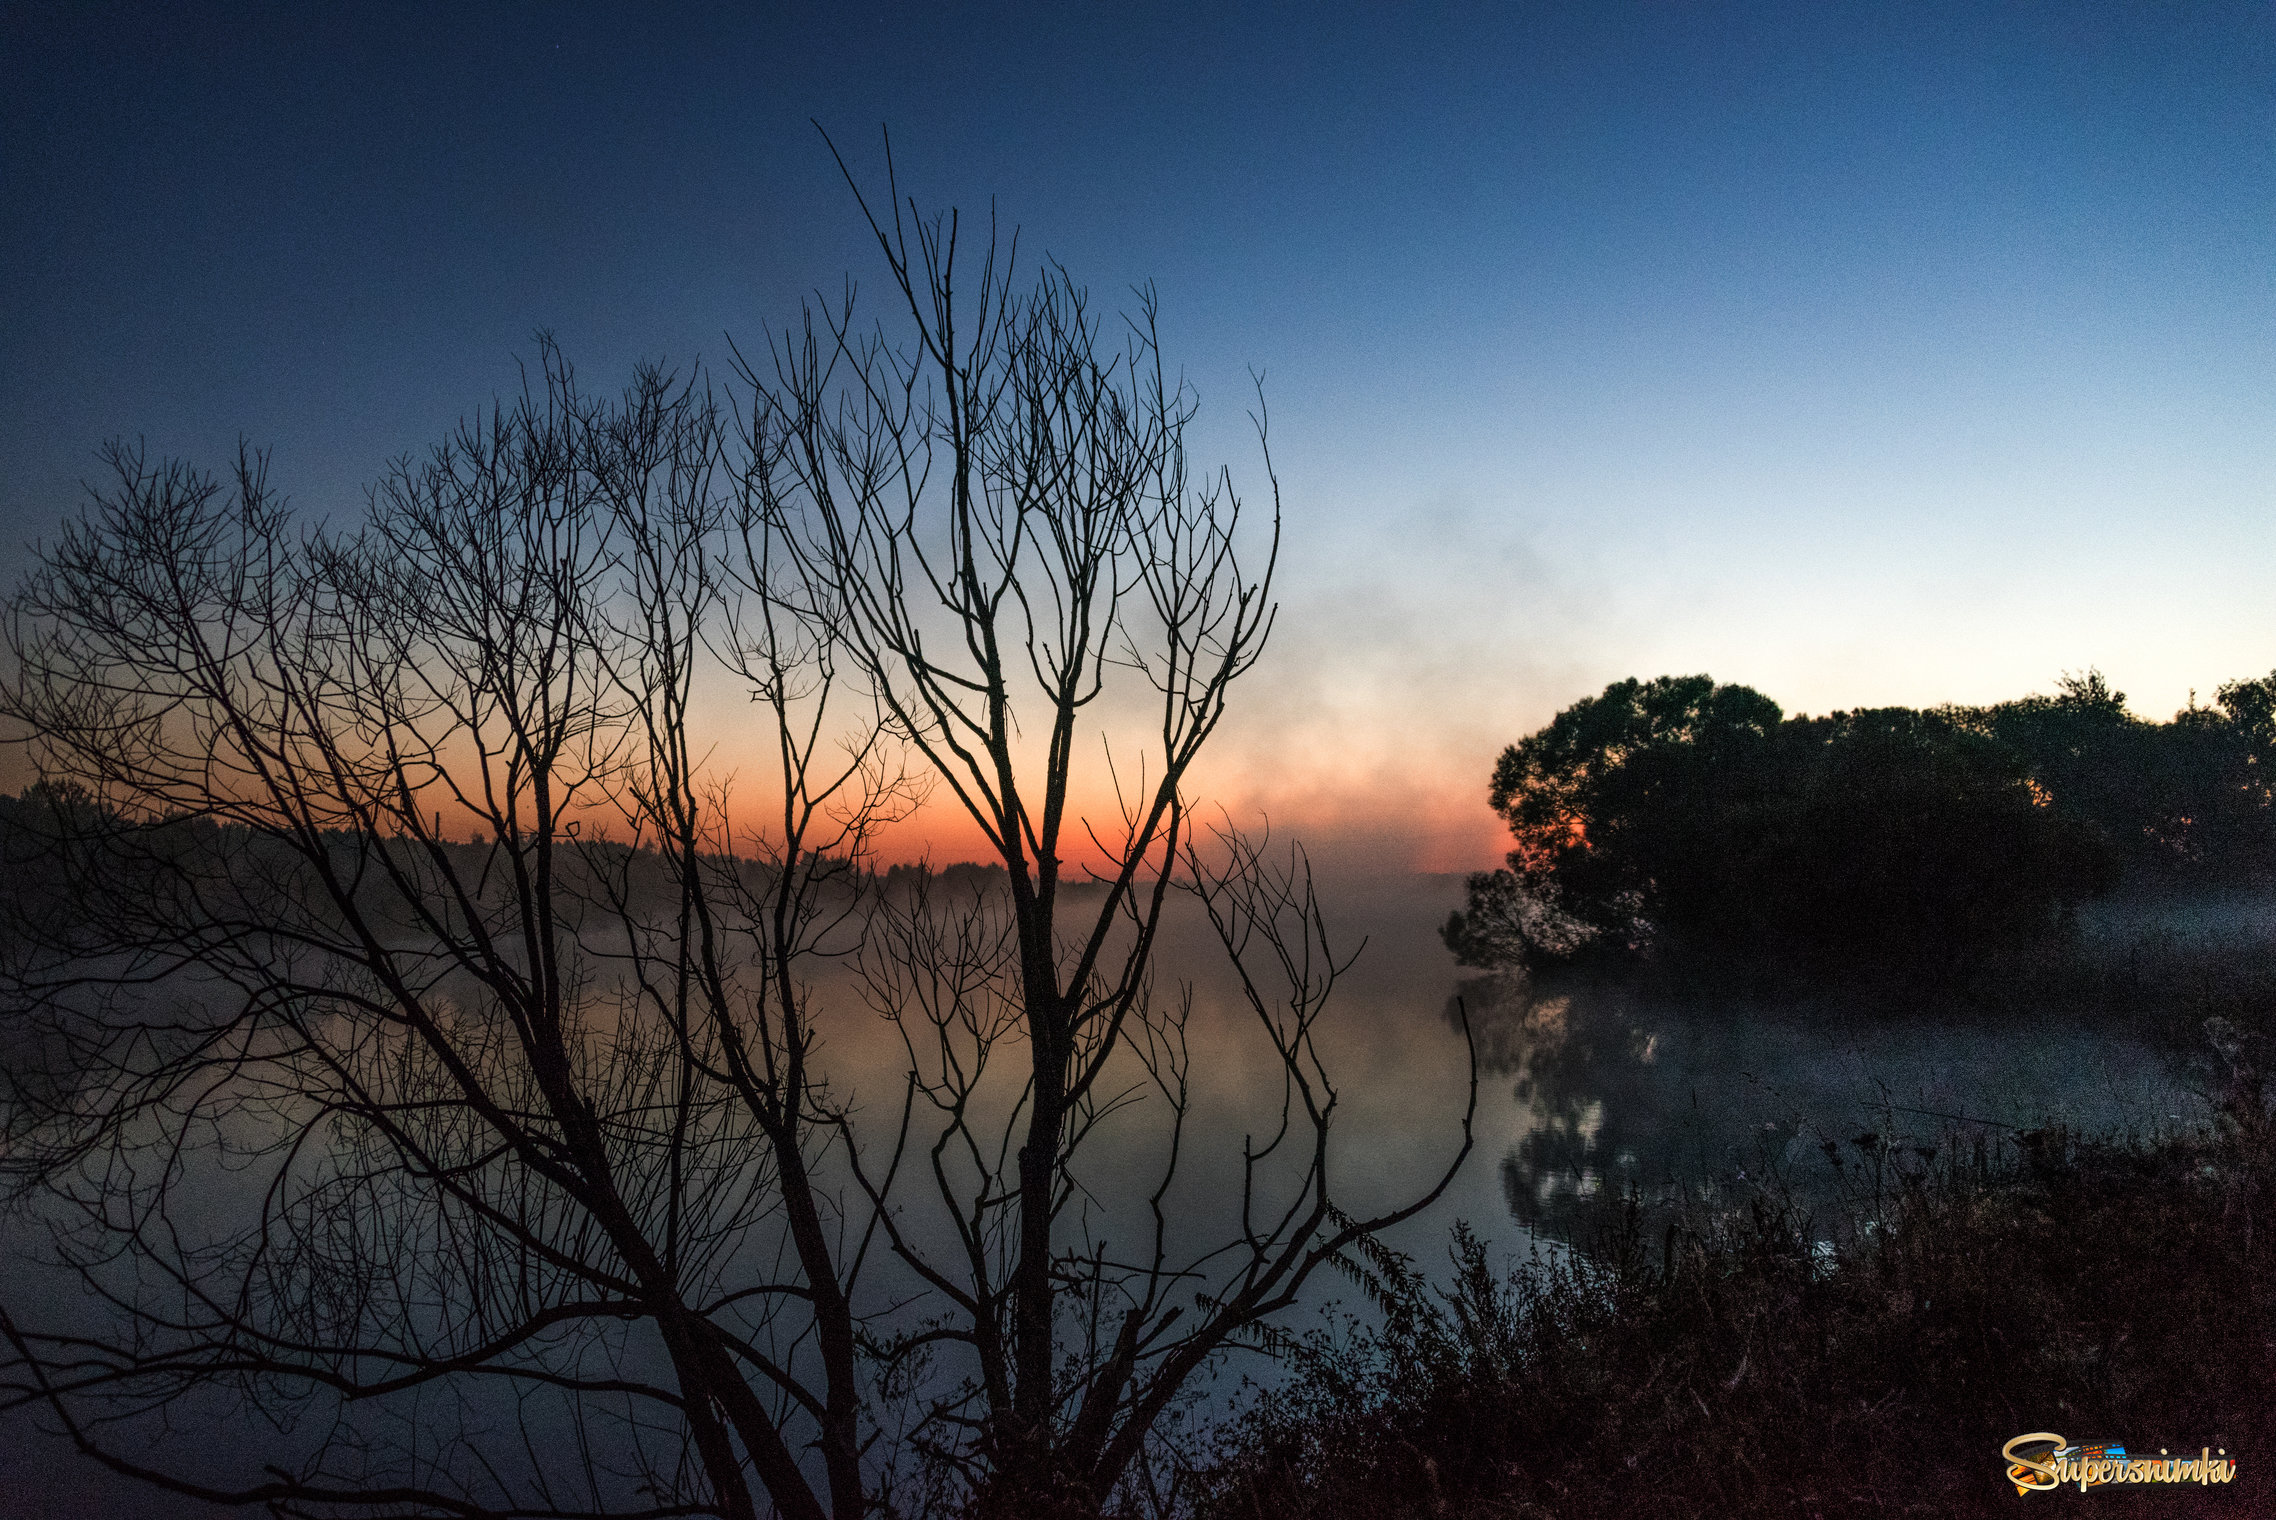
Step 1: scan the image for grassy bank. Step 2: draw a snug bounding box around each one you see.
[1190,1077,2275,1518]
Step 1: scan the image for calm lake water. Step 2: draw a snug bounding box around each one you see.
[0,871,2238,1518]
[1184,875,2222,1270]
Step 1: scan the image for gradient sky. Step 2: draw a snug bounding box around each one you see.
[5,0,2272,871]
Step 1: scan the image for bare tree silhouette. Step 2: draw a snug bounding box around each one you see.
[0,170,1474,1520]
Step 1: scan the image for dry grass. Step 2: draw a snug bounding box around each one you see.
[1189,1086,2275,1519]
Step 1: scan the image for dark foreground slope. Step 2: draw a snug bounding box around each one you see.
[1194,1085,2275,1518]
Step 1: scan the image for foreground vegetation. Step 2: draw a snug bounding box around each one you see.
[1191,1042,2274,1518]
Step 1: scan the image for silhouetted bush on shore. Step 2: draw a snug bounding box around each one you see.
[1446,669,2276,983]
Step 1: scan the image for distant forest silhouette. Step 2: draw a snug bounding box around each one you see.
[0,786,1031,906]
[1445,669,2276,978]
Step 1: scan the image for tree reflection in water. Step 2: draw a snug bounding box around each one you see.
[1457,968,2210,1252]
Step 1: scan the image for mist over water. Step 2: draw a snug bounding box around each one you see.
[792,866,2225,1294]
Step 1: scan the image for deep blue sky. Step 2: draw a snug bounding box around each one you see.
[4,0,2273,866]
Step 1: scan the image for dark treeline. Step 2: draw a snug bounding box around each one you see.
[1445,669,2276,979]
[0,780,1016,922]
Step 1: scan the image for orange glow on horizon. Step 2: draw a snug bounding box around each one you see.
[702,761,1510,878]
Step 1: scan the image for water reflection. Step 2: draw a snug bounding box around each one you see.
[1463,961,2213,1251]
[0,871,2241,1519]
[819,873,2226,1272]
